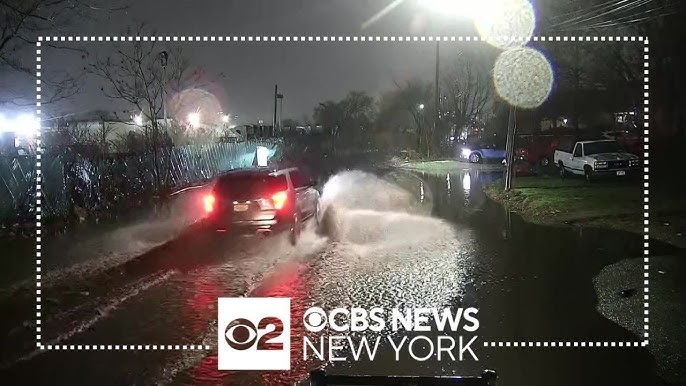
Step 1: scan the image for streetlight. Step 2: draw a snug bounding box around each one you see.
[418,103,425,110]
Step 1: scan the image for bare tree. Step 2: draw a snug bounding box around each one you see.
[95,116,116,154]
[440,48,493,144]
[87,27,190,190]
[0,0,125,106]
[386,79,433,156]
[537,41,642,135]
[313,91,374,152]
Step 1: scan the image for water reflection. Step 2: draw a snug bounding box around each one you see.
[446,173,451,197]
[462,173,470,193]
[417,170,501,226]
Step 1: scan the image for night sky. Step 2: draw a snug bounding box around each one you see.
[41,0,489,124]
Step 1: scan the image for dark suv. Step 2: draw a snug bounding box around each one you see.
[202,167,320,245]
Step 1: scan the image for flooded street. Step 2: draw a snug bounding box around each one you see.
[0,167,678,385]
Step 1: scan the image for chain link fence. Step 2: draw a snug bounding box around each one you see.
[0,140,281,224]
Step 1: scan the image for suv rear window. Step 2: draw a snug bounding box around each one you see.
[214,173,288,199]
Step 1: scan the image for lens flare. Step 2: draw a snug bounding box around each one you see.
[475,0,536,50]
[493,47,553,109]
[418,0,536,49]
[169,87,223,125]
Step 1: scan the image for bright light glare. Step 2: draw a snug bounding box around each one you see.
[134,114,143,126]
[256,146,269,167]
[493,47,553,109]
[418,103,425,110]
[15,114,39,137]
[475,0,536,50]
[0,114,40,137]
[419,0,536,50]
[461,148,472,158]
[221,114,230,123]
[272,191,288,210]
[188,112,200,127]
[203,194,215,213]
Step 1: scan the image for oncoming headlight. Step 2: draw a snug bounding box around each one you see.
[461,148,472,158]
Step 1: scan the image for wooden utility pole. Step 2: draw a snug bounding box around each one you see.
[504,106,517,191]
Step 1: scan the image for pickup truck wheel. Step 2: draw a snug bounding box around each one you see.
[558,161,566,178]
[584,166,595,182]
[469,152,482,163]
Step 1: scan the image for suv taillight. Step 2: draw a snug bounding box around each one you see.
[272,191,288,210]
[203,194,216,213]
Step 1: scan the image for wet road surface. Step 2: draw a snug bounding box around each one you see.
[0,168,680,385]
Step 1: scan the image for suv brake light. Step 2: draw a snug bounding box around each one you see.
[203,194,216,213]
[272,191,288,210]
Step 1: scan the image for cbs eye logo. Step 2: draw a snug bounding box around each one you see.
[303,307,327,332]
[224,317,284,350]
[217,297,291,371]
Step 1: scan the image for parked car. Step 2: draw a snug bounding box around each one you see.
[601,130,641,156]
[202,166,320,245]
[553,139,641,181]
[458,141,506,163]
[515,135,558,167]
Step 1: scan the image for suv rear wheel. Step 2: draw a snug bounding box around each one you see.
[289,212,301,246]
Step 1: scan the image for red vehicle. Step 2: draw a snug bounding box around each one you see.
[514,135,559,167]
[601,130,641,156]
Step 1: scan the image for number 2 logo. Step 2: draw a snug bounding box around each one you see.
[225,316,284,350]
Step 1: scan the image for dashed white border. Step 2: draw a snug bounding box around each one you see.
[37,35,647,42]
[36,41,42,348]
[642,38,650,346]
[484,341,643,348]
[44,344,209,351]
[35,35,648,352]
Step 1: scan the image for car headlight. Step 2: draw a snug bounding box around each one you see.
[594,161,608,169]
[629,158,640,167]
[461,148,471,158]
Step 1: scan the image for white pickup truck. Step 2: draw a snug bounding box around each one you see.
[553,139,641,181]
